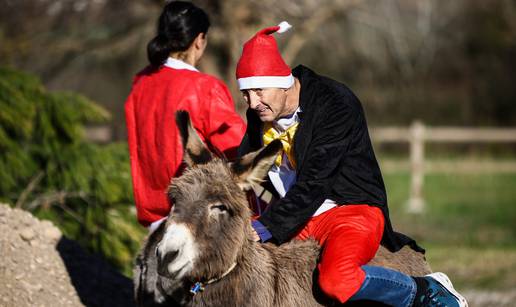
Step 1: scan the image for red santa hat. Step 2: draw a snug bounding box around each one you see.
[236,21,293,90]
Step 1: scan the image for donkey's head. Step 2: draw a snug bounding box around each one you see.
[155,111,281,282]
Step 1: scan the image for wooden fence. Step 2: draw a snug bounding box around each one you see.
[370,121,516,213]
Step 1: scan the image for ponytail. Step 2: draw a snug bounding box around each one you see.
[147,35,173,67]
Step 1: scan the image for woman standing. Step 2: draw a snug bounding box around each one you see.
[125,1,245,230]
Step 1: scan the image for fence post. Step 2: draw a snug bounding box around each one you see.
[407,120,425,213]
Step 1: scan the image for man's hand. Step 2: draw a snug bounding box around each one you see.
[251,226,260,242]
[251,220,273,242]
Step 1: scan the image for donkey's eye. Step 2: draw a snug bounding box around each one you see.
[210,204,229,214]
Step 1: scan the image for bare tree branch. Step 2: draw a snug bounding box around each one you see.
[26,191,88,211]
[283,0,363,65]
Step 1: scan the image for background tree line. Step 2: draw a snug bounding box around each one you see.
[1,0,515,137]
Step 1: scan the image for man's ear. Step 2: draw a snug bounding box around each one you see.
[231,140,282,190]
[175,110,213,166]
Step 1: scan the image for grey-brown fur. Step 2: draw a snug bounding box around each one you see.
[134,111,431,307]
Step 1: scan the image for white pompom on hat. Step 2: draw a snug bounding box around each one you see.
[236,21,294,90]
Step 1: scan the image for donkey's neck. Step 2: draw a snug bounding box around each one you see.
[188,240,277,306]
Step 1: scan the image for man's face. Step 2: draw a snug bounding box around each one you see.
[241,88,288,122]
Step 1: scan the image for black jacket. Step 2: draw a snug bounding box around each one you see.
[239,65,423,253]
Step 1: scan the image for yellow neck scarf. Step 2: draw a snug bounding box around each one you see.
[262,122,299,168]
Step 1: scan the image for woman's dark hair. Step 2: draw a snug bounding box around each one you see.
[147,1,210,66]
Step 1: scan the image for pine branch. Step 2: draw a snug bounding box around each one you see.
[15,171,44,209]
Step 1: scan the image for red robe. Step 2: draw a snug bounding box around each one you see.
[125,62,245,226]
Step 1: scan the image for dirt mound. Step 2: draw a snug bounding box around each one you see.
[0,203,135,307]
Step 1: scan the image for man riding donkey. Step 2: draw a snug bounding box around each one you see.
[237,21,468,307]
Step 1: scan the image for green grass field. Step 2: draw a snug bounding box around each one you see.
[383,171,516,290]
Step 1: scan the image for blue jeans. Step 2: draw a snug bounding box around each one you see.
[349,265,416,307]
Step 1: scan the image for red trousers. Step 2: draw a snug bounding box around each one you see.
[294,205,384,303]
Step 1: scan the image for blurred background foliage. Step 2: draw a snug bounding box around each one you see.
[0,0,515,292]
[1,0,515,137]
[0,67,144,275]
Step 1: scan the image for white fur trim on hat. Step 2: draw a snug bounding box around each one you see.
[237,74,294,90]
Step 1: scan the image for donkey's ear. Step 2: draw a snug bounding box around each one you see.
[175,110,213,166]
[231,140,283,191]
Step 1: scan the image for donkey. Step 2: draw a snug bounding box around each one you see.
[134,111,432,307]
